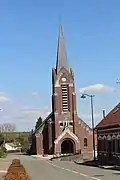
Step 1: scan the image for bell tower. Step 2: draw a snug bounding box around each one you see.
[52,24,79,139]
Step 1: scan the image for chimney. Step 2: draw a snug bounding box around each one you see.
[103,110,106,118]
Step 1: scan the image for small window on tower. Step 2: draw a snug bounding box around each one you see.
[69,122,73,126]
[60,122,63,127]
[84,138,88,148]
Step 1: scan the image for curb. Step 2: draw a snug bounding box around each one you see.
[0,170,7,173]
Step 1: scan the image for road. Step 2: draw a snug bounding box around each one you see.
[0,154,120,180]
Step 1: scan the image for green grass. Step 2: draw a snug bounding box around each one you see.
[0,153,7,158]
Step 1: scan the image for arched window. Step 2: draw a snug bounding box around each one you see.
[84,138,87,147]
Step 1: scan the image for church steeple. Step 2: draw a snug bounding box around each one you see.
[56,24,69,73]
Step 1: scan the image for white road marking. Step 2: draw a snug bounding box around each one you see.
[46,161,101,180]
[91,177,101,180]
[80,172,88,177]
[71,170,78,174]
[65,168,71,172]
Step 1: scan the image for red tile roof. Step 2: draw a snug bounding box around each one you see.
[96,103,120,128]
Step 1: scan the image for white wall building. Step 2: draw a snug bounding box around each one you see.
[4,143,21,152]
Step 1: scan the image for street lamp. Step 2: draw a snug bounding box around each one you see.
[81,93,96,161]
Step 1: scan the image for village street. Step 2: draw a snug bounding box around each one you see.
[0,154,120,180]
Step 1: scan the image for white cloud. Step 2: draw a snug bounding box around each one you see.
[0,92,10,103]
[20,106,51,118]
[31,92,40,97]
[21,107,41,114]
[2,115,9,120]
[19,106,51,124]
[81,113,101,120]
[43,111,51,118]
[79,84,115,94]
[30,92,45,98]
[43,106,49,110]
[0,91,51,131]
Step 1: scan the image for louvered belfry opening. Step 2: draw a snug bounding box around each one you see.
[61,84,69,112]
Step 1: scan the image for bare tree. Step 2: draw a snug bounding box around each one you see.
[0,123,16,132]
[0,125,2,133]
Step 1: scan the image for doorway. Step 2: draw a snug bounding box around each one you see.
[61,139,74,154]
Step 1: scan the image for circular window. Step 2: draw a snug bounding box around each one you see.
[62,77,66,82]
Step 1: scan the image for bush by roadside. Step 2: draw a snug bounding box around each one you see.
[0,145,7,158]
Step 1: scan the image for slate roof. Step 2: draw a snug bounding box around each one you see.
[96,103,120,129]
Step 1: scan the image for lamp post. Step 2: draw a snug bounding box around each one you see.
[81,93,96,161]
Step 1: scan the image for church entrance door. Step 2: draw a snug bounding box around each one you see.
[61,139,75,154]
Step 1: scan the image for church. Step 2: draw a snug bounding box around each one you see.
[30,24,95,160]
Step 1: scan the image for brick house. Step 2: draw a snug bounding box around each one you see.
[30,24,96,160]
[96,103,120,162]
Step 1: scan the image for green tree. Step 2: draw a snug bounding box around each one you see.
[35,117,42,130]
[15,136,24,145]
[21,140,29,153]
[15,134,30,154]
[0,133,4,146]
[0,134,6,158]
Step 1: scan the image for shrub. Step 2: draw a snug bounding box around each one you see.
[4,159,29,180]
[0,133,4,146]
[0,145,7,158]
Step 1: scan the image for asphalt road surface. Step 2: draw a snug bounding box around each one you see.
[0,154,120,180]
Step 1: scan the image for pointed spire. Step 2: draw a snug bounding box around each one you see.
[56,24,69,73]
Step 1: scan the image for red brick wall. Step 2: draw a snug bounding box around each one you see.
[51,67,94,159]
[36,134,43,155]
[77,122,97,159]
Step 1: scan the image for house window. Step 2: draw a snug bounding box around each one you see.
[117,139,120,153]
[98,140,101,151]
[112,139,115,153]
[103,139,106,151]
[84,138,87,147]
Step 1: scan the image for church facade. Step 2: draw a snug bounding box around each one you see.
[30,25,96,160]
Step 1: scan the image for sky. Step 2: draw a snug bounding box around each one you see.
[0,0,120,131]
